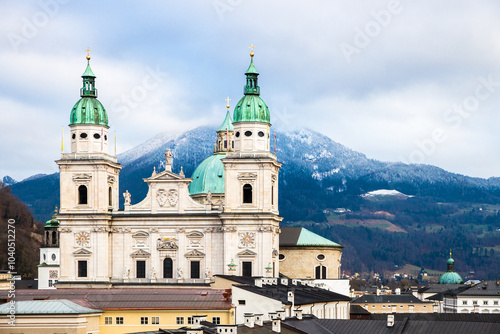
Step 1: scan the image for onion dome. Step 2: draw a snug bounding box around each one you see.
[69,55,108,127]
[188,154,226,195]
[233,52,270,124]
[438,251,463,284]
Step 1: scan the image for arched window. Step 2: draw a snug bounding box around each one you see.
[78,185,88,205]
[243,184,252,204]
[163,258,173,279]
[315,265,327,279]
[52,231,58,246]
[108,187,112,206]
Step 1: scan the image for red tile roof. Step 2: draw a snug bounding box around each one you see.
[0,289,232,310]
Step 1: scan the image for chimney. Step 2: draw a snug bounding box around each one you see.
[294,309,303,320]
[255,314,263,326]
[288,290,295,311]
[216,325,238,334]
[376,287,380,296]
[255,278,262,288]
[291,279,297,286]
[281,278,288,285]
[272,319,281,333]
[192,315,207,329]
[244,313,255,328]
[272,278,278,285]
[276,310,286,320]
[395,288,401,295]
[387,314,395,328]
[268,312,277,320]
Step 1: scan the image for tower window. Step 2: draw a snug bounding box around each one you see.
[224,140,227,148]
[258,131,264,137]
[78,185,88,205]
[94,133,101,139]
[80,133,88,139]
[72,133,76,139]
[243,184,252,204]
[108,187,112,206]
[235,132,240,137]
[78,260,87,277]
[315,265,327,279]
[104,135,108,141]
[232,141,234,148]
[245,131,252,137]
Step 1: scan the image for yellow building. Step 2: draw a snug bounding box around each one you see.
[0,288,234,333]
[351,293,436,314]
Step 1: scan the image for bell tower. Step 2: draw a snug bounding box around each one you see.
[56,52,121,284]
[221,48,282,277]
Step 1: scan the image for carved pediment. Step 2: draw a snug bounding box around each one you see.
[187,231,204,238]
[72,174,92,182]
[148,170,186,181]
[73,248,92,257]
[133,231,149,238]
[131,249,151,258]
[237,249,257,258]
[238,172,257,181]
[185,249,205,258]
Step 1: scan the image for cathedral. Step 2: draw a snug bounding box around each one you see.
[55,50,284,287]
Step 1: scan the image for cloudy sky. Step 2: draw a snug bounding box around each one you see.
[2,0,500,181]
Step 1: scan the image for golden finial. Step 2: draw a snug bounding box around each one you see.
[225,96,231,110]
[450,249,452,258]
[85,47,92,61]
[249,44,255,58]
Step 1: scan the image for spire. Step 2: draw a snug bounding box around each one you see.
[447,249,455,272]
[244,45,260,96]
[217,98,234,132]
[81,49,97,98]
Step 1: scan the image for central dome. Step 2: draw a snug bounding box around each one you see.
[188,154,226,195]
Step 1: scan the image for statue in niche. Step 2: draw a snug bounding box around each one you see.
[149,267,157,279]
[123,266,130,279]
[204,268,211,279]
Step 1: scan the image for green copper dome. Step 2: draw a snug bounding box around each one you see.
[69,58,109,127]
[233,56,270,124]
[45,214,59,228]
[189,153,226,195]
[439,254,463,284]
[217,110,234,132]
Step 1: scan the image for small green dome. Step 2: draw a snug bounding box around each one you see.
[439,271,463,284]
[45,215,59,228]
[189,154,226,195]
[233,95,270,124]
[447,258,454,265]
[70,97,108,126]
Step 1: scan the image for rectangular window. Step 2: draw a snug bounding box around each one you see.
[224,140,227,148]
[494,301,499,305]
[473,301,478,305]
[188,317,193,324]
[152,316,159,325]
[242,261,252,277]
[48,280,53,287]
[78,260,87,277]
[483,301,488,305]
[191,261,200,279]
[176,317,184,325]
[463,301,468,305]
[238,300,246,305]
[212,317,221,325]
[137,260,146,278]
[141,317,148,325]
[105,317,112,325]
[116,317,124,325]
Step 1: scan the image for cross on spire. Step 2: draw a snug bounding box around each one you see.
[249,44,255,58]
[85,47,92,61]
[225,96,231,110]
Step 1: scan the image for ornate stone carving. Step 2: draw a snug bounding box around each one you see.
[111,227,131,233]
[185,249,205,258]
[157,189,178,207]
[222,226,236,232]
[258,226,272,232]
[75,231,90,248]
[91,227,109,232]
[150,227,158,233]
[271,174,277,182]
[107,175,116,184]
[72,174,91,183]
[131,249,151,258]
[59,227,72,233]
[123,190,131,205]
[177,227,185,233]
[157,237,178,250]
[237,172,257,181]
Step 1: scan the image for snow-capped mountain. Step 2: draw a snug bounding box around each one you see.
[9,126,500,222]
[2,176,17,187]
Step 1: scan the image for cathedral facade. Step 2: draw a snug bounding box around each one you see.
[56,52,282,287]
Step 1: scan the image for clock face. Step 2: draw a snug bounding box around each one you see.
[75,232,90,247]
[240,232,255,247]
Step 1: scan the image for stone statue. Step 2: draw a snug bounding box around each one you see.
[123,190,131,205]
[150,267,156,279]
[165,149,172,165]
[177,267,183,279]
[204,268,211,279]
[179,166,185,178]
[206,190,212,204]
